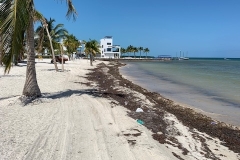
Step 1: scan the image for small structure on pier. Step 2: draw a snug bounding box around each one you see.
[157,55,172,60]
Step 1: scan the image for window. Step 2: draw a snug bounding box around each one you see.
[107,43,111,45]
[107,48,111,52]
[112,48,119,52]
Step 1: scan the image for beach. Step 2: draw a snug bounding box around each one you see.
[0,59,240,160]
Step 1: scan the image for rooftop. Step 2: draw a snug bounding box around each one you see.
[104,36,112,39]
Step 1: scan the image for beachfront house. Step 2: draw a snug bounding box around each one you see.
[99,36,121,58]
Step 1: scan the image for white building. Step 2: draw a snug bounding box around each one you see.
[100,36,121,58]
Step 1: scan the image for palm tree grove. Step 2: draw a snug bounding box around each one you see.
[0,0,77,99]
[0,0,151,101]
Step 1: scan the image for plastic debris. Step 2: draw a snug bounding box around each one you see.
[211,121,218,125]
[137,119,144,125]
[136,108,144,112]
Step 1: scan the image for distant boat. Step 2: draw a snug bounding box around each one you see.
[178,51,189,60]
[224,58,229,60]
[178,57,189,60]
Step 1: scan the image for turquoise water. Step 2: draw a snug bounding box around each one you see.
[120,58,240,126]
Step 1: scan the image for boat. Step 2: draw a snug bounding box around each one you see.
[178,51,189,60]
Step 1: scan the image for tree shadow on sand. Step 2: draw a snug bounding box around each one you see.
[42,89,102,99]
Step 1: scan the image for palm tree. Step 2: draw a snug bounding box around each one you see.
[120,47,126,58]
[0,22,2,66]
[35,18,68,54]
[35,17,69,71]
[84,39,100,66]
[126,45,133,57]
[0,2,2,66]
[0,0,77,98]
[63,34,80,60]
[144,48,150,59]
[133,47,138,59]
[138,47,143,59]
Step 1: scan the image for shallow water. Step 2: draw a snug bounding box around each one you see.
[120,59,240,127]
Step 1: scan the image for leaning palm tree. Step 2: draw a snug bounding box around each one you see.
[35,18,68,55]
[84,39,100,66]
[144,48,150,59]
[0,0,77,99]
[35,17,68,71]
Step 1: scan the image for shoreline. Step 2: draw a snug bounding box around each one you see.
[0,59,239,159]
[119,60,240,127]
[86,60,240,155]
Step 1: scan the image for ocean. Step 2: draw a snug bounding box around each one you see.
[119,58,240,127]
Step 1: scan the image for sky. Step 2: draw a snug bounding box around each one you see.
[34,0,240,58]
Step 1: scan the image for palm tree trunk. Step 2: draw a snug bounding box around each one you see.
[0,38,2,66]
[59,44,64,72]
[22,17,41,97]
[90,53,93,66]
[0,31,2,66]
[45,24,58,71]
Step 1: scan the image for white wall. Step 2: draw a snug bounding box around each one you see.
[99,37,121,58]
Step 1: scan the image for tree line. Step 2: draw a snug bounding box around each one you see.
[121,45,150,58]
[0,0,150,100]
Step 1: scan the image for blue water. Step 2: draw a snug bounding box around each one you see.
[120,58,240,126]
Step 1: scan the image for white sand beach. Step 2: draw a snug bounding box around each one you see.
[0,59,239,160]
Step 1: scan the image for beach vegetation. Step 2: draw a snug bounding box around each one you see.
[120,48,126,58]
[122,45,150,59]
[63,34,80,60]
[0,0,77,99]
[133,47,138,59]
[126,45,134,57]
[144,48,150,59]
[35,18,68,57]
[34,16,67,72]
[138,47,143,59]
[84,39,100,66]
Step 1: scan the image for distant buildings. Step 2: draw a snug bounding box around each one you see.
[99,36,121,58]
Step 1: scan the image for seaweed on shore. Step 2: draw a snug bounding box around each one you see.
[86,60,240,155]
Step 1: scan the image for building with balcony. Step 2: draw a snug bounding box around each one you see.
[99,36,121,58]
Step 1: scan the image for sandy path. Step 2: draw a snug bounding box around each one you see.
[0,59,177,160]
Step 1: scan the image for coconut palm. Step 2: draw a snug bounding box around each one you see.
[63,34,80,60]
[0,0,77,98]
[138,47,143,59]
[35,18,68,55]
[144,48,150,59]
[126,45,133,57]
[84,39,100,66]
[133,47,138,59]
[120,47,126,58]
[35,17,68,71]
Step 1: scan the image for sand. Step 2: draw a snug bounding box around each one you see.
[0,59,239,160]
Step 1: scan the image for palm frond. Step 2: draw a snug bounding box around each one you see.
[65,0,77,20]
[0,0,31,73]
